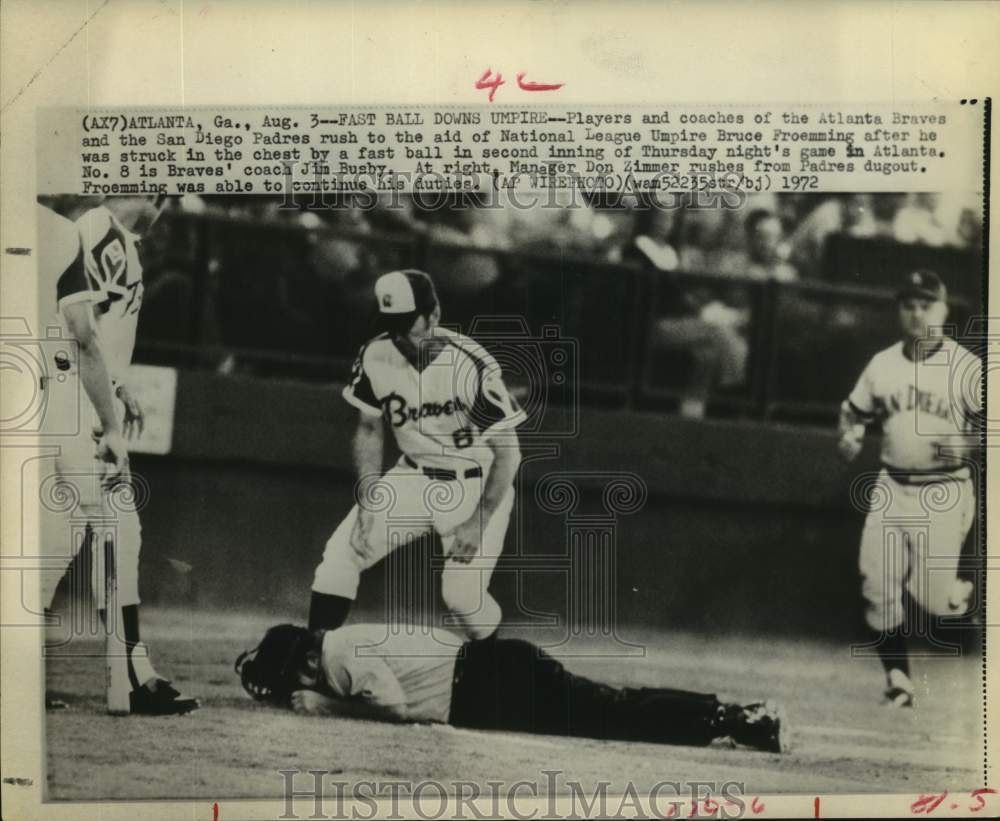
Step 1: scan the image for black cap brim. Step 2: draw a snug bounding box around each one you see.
[896,287,946,302]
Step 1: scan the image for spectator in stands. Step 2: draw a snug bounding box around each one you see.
[506,188,616,258]
[788,194,876,277]
[867,193,908,238]
[956,205,982,250]
[893,193,949,246]
[638,210,732,419]
[630,206,710,273]
[633,208,682,271]
[582,193,644,264]
[893,192,981,249]
[730,209,798,282]
[647,207,803,418]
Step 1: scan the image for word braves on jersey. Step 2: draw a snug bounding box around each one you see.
[848,338,981,471]
[344,327,525,471]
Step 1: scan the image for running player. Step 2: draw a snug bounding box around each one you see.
[309,269,524,640]
[838,269,981,707]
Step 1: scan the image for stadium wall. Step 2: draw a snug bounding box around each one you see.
[130,370,888,638]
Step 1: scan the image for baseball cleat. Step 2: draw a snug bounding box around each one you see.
[721,700,789,753]
[883,668,915,708]
[128,679,200,716]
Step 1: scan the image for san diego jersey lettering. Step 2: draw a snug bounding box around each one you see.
[848,338,981,471]
[344,327,526,470]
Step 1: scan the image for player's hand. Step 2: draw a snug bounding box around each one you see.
[837,433,863,463]
[96,429,130,489]
[116,385,145,440]
[445,516,481,564]
[291,689,336,716]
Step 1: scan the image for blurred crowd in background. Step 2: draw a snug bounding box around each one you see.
[172,189,982,272]
[108,192,983,421]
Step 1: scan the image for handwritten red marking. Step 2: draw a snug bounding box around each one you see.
[515,72,564,92]
[213,802,219,821]
[969,788,996,813]
[911,792,948,814]
[814,796,820,818]
[475,69,504,102]
[751,796,766,815]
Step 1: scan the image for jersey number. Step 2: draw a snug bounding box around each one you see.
[452,427,473,449]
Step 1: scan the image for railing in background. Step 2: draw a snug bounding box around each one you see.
[136,211,980,425]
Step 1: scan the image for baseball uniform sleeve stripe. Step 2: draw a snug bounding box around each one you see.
[343,342,383,415]
[342,385,383,417]
[848,399,878,421]
[447,339,526,437]
[55,239,105,311]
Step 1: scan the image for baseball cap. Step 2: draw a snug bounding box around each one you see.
[897,269,947,303]
[372,269,439,335]
[375,270,417,314]
[374,269,438,314]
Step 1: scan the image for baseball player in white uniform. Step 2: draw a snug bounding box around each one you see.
[309,269,524,640]
[838,270,981,707]
[37,198,198,715]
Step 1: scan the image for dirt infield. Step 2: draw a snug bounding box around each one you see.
[44,608,984,801]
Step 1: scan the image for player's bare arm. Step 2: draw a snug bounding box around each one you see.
[350,409,386,553]
[61,299,128,482]
[447,432,522,564]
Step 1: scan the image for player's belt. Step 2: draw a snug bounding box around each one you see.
[883,463,972,485]
[403,455,482,481]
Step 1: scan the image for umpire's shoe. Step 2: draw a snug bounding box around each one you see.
[719,700,788,753]
[129,678,200,716]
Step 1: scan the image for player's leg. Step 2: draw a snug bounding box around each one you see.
[36,481,96,617]
[36,385,104,710]
[36,396,104,618]
[449,637,786,752]
[310,466,433,630]
[438,484,514,640]
[948,476,978,613]
[908,476,977,618]
[858,479,914,705]
[91,503,198,715]
[310,506,368,630]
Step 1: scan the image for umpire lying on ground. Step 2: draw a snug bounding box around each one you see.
[235,624,788,754]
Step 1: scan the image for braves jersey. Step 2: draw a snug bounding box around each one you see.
[344,327,525,471]
[71,206,145,383]
[848,338,981,471]
[38,205,87,326]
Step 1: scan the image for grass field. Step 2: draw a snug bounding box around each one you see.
[44,607,985,801]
